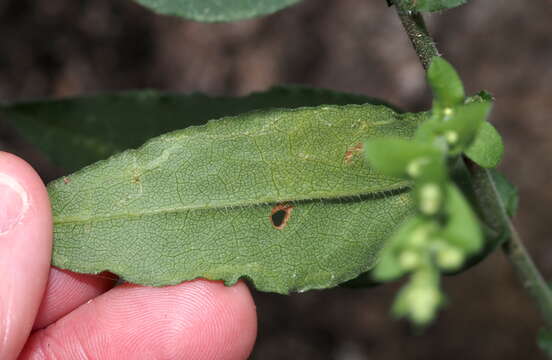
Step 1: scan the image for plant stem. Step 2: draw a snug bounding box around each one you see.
[390,0,552,330]
[391,2,439,69]
[466,161,552,330]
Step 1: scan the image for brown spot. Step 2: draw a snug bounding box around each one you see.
[344,143,363,164]
[270,203,294,230]
[63,177,70,184]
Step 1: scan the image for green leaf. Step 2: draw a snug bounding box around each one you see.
[398,0,467,12]
[446,102,492,154]
[371,217,423,282]
[442,183,483,254]
[427,57,465,108]
[132,0,302,22]
[372,250,407,283]
[417,101,492,155]
[4,86,390,173]
[372,216,430,282]
[49,104,424,294]
[446,163,511,273]
[489,169,518,217]
[392,267,444,325]
[465,122,504,168]
[364,137,443,180]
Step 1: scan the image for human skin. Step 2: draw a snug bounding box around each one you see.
[0,152,257,360]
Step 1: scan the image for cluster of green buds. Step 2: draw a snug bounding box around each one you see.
[364,57,504,325]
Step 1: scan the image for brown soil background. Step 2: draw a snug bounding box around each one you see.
[1,0,551,359]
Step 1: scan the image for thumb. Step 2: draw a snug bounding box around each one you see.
[0,152,52,359]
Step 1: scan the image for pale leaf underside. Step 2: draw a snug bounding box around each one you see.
[49,104,424,294]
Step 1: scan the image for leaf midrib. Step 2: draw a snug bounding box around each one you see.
[53,182,411,225]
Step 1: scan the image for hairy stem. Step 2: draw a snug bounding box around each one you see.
[392,2,439,69]
[390,0,552,330]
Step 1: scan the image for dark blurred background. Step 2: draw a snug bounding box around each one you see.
[1,0,551,359]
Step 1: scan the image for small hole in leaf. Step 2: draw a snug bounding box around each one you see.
[270,204,293,230]
[272,210,287,227]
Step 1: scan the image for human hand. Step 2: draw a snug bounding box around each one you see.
[0,152,257,359]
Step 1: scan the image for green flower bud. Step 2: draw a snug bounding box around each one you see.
[443,107,454,119]
[409,225,431,248]
[406,157,429,178]
[436,246,464,270]
[406,285,441,325]
[399,251,420,270]
[445,130,459,145]
[419,183,442,215]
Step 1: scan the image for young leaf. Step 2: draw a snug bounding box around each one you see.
[427,57,465,108]
[417,101,492,155]
[398,0,467,12]
[444,101,492,154]
[391,267,444,325]
[372,216,429,282]
[4,86,389,172]
[49,104,425,294]
[442,184,483,254]
[372,251,407,283]
[465,122,504,168]
[364,138,442,179]
[132,0,303,22]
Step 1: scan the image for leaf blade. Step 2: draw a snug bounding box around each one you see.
[4,86,391,172]
[465,122,504,168]
[427,57,465,108]
[49,104,424,294]
[132,0,303,22]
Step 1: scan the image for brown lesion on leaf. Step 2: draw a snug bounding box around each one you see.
[63,177,70,184]
[343,143,363,164]
[270,203,294,230]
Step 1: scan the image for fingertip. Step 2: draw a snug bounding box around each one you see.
[102,279,258,360]
[182,280,258,359]
[22,280,257,359]
[33,269,118,330]
[0,152,52,359]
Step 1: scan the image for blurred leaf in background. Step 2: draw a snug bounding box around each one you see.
[132,0,303,22]
[3,86,393,172]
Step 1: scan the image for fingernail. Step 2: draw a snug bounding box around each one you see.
[0,173,29,236]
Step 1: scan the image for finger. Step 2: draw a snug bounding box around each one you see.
[33,268,118,330]
[21,280,257,360]
[0,152,52,360]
